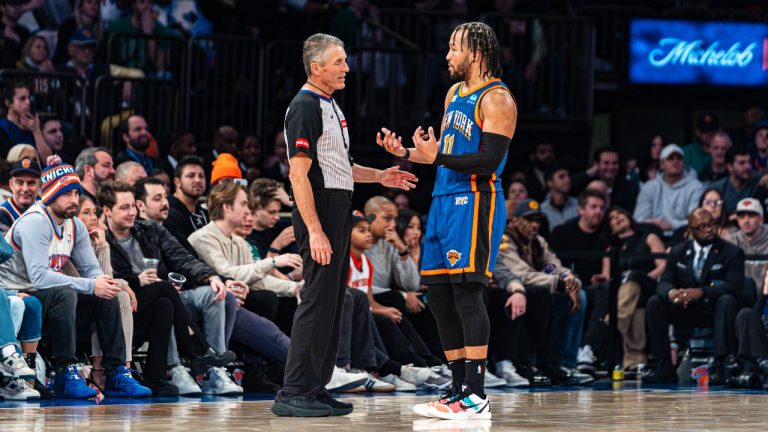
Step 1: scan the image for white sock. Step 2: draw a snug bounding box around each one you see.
[1,343,17,358]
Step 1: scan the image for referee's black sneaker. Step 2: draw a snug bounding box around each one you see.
[271,391,331,417]
[317,390,354,416]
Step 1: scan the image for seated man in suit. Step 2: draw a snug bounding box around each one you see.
[642,208,743,384]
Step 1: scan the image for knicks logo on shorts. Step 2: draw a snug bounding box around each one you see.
[447,250,462,267]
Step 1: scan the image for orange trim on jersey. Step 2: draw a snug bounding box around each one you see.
[485,186,497,277]
[468,191,480,272]
[458,78,501,98]
[421,268,470,276]
[474,85,512,129]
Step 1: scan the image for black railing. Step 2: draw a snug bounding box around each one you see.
[0,70,87,134]
[575,5,656,81]
[107,32,186,80]
[91,77,180,151]
[185,35,265,142]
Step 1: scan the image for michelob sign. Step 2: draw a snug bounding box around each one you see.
[629,18,768,86]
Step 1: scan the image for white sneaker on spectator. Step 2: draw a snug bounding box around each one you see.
[201,367,242,396]
[0,377,40,400]
[379,374,417,391]
[495,360,529,388]
[421,371,452,391]
[431,364,452,380]
[1,352,35,379]
[400,364,431,386]
[169,365,202,396]
[363,373,396,392]
[485,369,508,388]
[577,345,597,373]
[327,366,367,393]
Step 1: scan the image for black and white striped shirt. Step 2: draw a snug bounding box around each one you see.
[284,89,354,191]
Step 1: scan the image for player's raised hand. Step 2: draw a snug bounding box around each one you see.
[411,126,439,164]
[376,128,406,158]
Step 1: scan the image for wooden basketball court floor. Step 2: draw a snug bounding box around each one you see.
[1,381,765,431]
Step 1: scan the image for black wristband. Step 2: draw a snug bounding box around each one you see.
[512,288,526,296]
[269,247,281,254]
[399,247,409,257]
[401,148,411,160]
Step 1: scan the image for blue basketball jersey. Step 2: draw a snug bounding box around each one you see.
[433,79,511,197]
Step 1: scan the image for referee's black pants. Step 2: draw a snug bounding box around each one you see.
[282,189,351,397]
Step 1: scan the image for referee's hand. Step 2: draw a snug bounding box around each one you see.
[310,230,333,266]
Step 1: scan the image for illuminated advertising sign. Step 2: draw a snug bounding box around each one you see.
[629,18,768,86]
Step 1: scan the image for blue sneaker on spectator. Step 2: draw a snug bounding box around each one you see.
[104,366,151,398]
[53,365,98,399]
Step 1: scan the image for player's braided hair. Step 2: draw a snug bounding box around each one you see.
[453,22,502,80]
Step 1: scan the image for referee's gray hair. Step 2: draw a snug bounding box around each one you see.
[302,33,344,77]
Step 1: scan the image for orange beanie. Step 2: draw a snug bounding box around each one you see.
[210,153,243,185]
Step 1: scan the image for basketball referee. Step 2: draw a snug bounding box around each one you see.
[271,33,418,418]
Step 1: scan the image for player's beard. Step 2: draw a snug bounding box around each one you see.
[450,57,471,81]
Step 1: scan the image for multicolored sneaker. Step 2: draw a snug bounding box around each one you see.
[430,391,491,420]
[412,383,462,418]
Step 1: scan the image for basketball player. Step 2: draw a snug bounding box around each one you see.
[377,22,517,420]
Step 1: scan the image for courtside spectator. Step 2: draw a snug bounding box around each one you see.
[134,177,169,223]
[541,166,578,232]
[0,82,45,158]
[0,156,150,399]
[210,152,242,186]
[711,144,768,216]
[114,161,147,186]
[493,198,590,386]
[0,158,39,233]
[699,187,736,240]
[101,180,242,395]
[550,189,606,371]
[203,126,242,180]
[75,147,115,203]
[729,198,768,298]
[684,112,721,173]
[69,194,134,392]
[643,208,742,384]
[115,115,160,175]
[521,142,556,201]
[572,146,639,213]
[600,207,666,370]
[247,178,298,261]
[165,155,208,248]
[699,131,731,184]
[55,0,105,63]
[160,129,197,178]
[262,131,289,182]
[750,119,768,173]
[634,144,703,231]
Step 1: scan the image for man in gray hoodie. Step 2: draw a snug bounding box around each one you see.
[634,144,704,231]
[729,198,768,296]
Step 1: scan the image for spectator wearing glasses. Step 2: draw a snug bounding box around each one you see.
[634,144,704,231]
[699,187,736,240]
[642,208,743,384]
